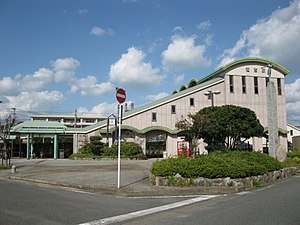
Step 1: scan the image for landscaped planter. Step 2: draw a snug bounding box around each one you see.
[150,167,299,190]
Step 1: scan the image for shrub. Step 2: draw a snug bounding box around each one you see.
[101,142,145,158]
[121,142,143,157]
[292,157,300,164]
[102,145,118,156]
[78,136,105,156]
[287,150,300,159]
[151,151,283,179]
[69,153,97,159]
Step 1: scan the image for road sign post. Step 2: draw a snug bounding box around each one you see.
[116,88,126,189]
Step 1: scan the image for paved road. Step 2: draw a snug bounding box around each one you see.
[1,174,300,225]
[0,178,213,225]
[120,175,300,225]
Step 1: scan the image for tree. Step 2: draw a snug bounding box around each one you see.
[78,136,105,155]
[0,115,13,166]
[177,105,264,152]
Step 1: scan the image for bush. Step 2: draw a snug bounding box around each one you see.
[78,136,105,156]
[287,150,300,159]
[69,153,97,159]
[101,142,145,158]
[151,151,283,179]
[102,145,118,156]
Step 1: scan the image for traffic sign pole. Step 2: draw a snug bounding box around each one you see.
[117,104,122,189]
[116,88,126,189]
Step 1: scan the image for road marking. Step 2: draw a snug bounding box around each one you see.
[36,183,96,195]
[124,194,218,199]
[236,191,250,195]
[79,195,218,225]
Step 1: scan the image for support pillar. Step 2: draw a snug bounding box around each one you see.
[26,134,30,159]
[54,134,58,159]
[30,134,34,158]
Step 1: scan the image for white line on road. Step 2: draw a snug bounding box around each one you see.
[123,194,218,199]
[36,183,96,195]
[79,195,218,225]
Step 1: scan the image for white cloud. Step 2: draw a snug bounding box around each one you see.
[90,26,114,37]
[145,92,169,102]
[77,102,117,116]
[70,76,114,96]
[285,78,300,103]
[0,68,53,95]
[21,68,53,92]
[197,20,211,30]
[175,74,185,85]
[218,0,300,73]
[161,35,211,71]
[109,47,164,88]
[51,57,80,82]
[0,77,18,95]
[78,9,88,16]
[172,26,183,33]
[285,78,300,124]
[6,91,63,111]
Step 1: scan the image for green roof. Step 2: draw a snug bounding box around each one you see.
[12,121,66,134]
[99,125,182,135]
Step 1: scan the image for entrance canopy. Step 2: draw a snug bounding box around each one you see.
[11,121,66,159]
[12,121,66,134]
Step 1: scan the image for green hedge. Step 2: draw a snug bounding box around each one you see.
[151,151,283,179]
[69,142,146,159]
[287,150,300,159]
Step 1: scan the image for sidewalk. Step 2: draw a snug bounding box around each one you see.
[0,158,235,196]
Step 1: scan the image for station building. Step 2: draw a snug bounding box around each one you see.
[67,58,289,158]
[11,58,290,159]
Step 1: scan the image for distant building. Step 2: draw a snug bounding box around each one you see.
[287,123,300,150]
[31,114,106,128]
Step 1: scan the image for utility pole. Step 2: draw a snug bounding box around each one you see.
[11,107,16,125]
[74,109,78,128]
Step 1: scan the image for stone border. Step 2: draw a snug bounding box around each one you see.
[150,167,300,191]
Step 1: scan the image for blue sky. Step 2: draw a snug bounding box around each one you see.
[0,0,300,124]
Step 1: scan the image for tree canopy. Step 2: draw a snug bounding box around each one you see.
[176,105,264,152]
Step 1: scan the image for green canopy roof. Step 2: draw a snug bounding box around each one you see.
[11,121,66,134]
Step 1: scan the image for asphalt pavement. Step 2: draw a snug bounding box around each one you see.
[0,158,219,196]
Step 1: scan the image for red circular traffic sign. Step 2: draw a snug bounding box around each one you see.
[116,88,126,103]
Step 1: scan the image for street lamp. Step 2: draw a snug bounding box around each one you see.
[204,90,221,107]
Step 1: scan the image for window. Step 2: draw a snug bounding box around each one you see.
[290,130,294,136]
[171,105,176,114]
[242,76,246,94]
[265,77,269,87]
[277,78,282,95]
[152,112,157,122]
[229,75,234,93]
[190,98,194,106]
[254,77,259,94]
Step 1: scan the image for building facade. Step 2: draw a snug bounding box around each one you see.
[67,58,289,158]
